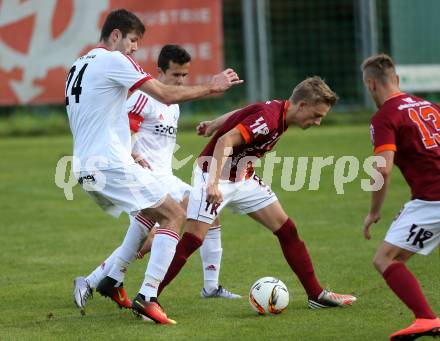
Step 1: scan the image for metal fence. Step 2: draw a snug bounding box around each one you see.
[186,0,440,115]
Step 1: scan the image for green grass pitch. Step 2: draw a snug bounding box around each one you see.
[0,125,438,340]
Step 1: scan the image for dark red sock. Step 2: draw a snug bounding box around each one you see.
[383,262,436,319]
[157,232,203,296]
[274,218,323,300]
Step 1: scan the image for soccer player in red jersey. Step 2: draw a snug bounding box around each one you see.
[361,54,440,340]
[154,76,357,309]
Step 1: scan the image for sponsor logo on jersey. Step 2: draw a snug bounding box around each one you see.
[154,124,177,137]
[402,97,416,104]
[78,174,96,184]
[250,116,270,137]
[397,100,430,110]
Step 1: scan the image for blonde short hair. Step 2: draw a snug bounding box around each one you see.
[290,76,338,106]
[361,53,396,84]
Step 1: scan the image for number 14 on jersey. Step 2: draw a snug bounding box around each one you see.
[65,64,88,105]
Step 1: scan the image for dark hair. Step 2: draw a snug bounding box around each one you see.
[100,9,145,41]
[290,76,338,106]
[158,45,191,72]
[361,53,396,84]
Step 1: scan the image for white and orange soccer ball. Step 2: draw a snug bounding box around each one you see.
[249,277,289,314]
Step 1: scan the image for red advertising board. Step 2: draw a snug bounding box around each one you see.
[0,0,223,105]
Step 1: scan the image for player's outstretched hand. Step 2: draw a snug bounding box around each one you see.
[363,212,381,240]
[197,121,216,137]
[210,68,243,93]
[206,183,223,205]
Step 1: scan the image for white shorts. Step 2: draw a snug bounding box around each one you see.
[385,199,440,255]
[187,167,278,224]
[76,164,167,217]
[154,173,192,203]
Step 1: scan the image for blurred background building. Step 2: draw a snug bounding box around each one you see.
[1,0,439,120]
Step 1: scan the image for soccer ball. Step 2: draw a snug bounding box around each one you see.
[249,277,289,314]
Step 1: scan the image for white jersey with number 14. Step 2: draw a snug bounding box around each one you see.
[66,47,151,173]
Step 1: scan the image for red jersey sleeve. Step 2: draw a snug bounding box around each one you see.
[128,112,144,133]
[370,113,397,154]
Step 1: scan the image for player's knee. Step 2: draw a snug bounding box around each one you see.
[394,251,412,263]
[164,205,185,231]
[169,202,185,221]
[156,199,185,227]
[372,254,389,274]
[186,219,210,240]
[174,207,186,228]
[372,257,382,272]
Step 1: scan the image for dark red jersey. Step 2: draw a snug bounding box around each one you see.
[199,100,289,181]
[370,92,440,201]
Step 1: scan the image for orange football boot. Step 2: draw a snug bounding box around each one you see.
[390,317,440,340]
[110,286,132,309]
[96,276,132,309]
[132,294,176,324]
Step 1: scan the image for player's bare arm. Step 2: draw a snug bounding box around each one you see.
[363,150,395,240]
[140,69,243,105]
[197,109,240,137]
[207,128,245,205]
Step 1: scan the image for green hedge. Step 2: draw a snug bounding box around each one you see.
[0,110,372,138]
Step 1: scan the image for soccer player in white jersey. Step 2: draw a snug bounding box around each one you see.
[67,9,242,324]
[130,46,239,300]
[74,45,240,308]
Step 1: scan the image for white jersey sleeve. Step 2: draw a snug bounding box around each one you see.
[127,90,150,116]
[107,52,152,91]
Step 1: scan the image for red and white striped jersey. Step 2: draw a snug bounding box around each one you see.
[127,90,179,175]
[66,47,151,172]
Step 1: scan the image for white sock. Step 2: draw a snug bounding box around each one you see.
[105,215,151,283]
[200,226,222,292]
[140,229,179,299]
[86,247,119,288]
